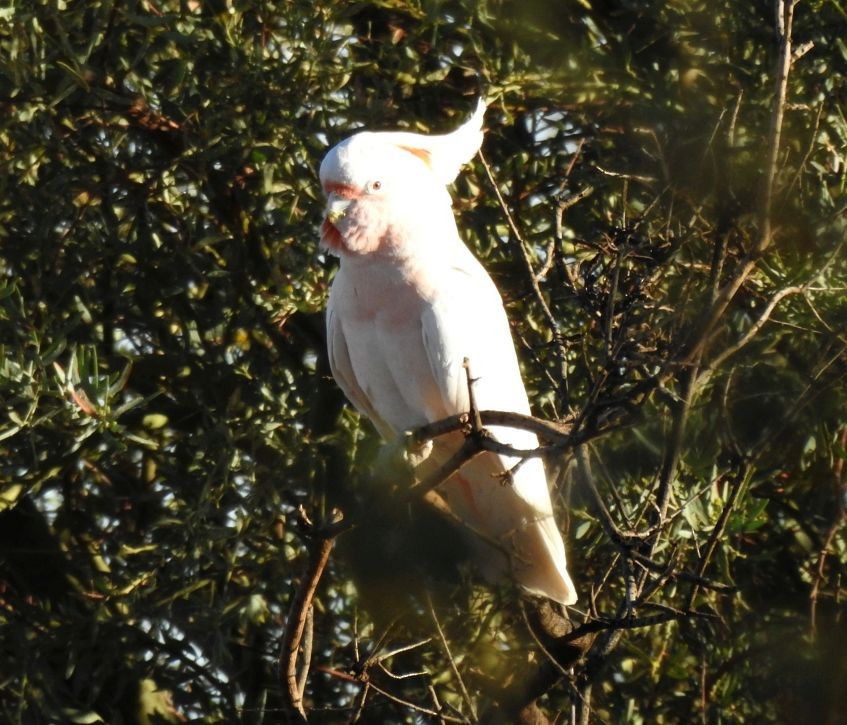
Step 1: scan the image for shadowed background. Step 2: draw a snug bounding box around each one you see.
[1,0,846,722]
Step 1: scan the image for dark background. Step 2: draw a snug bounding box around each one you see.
[1,0,845,721]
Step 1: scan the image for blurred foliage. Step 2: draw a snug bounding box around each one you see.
[1,0,846,722]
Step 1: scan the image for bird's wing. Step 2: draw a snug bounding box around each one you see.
[419,261,551,512]
[417,262,577,605]
[326,299,394,439]
[419,264,511,413]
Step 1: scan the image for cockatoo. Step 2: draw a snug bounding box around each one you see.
[319,100,577,606]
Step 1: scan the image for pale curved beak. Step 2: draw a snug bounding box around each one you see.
[326,193,352,225]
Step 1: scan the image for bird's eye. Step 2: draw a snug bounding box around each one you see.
[368,180,382,193]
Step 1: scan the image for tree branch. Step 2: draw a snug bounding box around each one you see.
[575,446,650,548]
[703,286,804,373]
[684,466,751,610]
[279,508,341,722]
[478,149,570,399]
[759,0,796,250]
[678,0,798,364]
[427,593,479,723]
[560,607,719,645]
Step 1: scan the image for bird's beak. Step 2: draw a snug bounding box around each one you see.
[325,193,352,225]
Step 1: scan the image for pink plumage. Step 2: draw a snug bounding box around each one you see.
[320,101,577,605]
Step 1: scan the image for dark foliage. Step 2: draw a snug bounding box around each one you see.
[1,0,845,722]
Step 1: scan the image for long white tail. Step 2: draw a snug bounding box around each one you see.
[425,434,578,605]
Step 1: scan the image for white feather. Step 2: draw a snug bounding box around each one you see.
[322,101,577,605]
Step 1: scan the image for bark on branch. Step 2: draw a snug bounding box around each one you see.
[279,508,340,722]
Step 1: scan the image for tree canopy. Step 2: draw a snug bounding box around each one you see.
[1,0,846,722]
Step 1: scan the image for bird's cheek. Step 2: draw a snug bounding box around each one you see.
[320,214,364,254]
[327,206,392,256]
[320,218,345,253]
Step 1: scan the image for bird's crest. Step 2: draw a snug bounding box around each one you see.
[381,98,486,184]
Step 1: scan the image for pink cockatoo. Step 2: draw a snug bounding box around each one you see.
[319,100,577,606]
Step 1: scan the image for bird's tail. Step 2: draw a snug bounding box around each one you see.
[507,508,578,606]
[427,440,578,605]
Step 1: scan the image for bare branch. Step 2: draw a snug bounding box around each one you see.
[405,438,483,500]
[593,165,657,183]
[810,427,847,634]
[541,177,594,283]
[650,360,700,533]
[791,39,814,63]
[477,149,569,393]
[408,409,572,449]
[760,0,796,247]
[684,467,750,610]
[560,607,720,644]
[678,0,799,363]
[704,286,804,373]
[279,509,341,722]
[575,446,650,548]
[462,358,484,434]
[317,666,469,723]
[427,594,479,722]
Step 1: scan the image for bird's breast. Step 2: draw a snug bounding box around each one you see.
[339,257,436,323]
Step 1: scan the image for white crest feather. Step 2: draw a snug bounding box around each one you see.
[378,98,486,184]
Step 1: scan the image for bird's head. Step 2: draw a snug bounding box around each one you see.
[319,100,486,256]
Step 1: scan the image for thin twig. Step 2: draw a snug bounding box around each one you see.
[791,39,814,63]
[678,0,798,364]
[727,89,743,147]
[367,680,467,722]
[759,0,796,249]
[462,358,484,433]
[280,509,341,722]
[810,427,847,634]
[320,667,468,723]
[350,680,370,723]
[684,466,746,612]
[593,165,657,183]
[561,608,720,644]
[704,286,804,373]
[429,684,448,725]
[545,182,595,282]
[786,100,824,195]
[520,624,571,690]
[651,359,701,533]
[575,446,650,547]
[478,149,569,385]
[374,637,434,662]
[604,249,624,359]
[628,549,735,594]
[558,185,595,218]
[427,593,478,722]
[376,662,430,681]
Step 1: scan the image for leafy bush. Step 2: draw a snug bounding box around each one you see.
[1,1,845,722]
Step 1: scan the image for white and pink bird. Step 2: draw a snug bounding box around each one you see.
[319,100,577,606]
